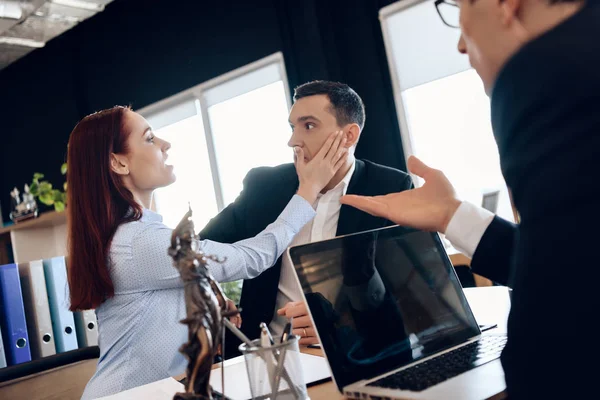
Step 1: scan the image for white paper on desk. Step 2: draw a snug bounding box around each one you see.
[463,286,511,332]
[210,352,332,400]
[94,377,184,400]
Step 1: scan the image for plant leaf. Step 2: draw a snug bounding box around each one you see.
[53,190,64,202]
[54,202,65,212]
[61,163,67,175]
[39,182,53,192]
[33,173,44,180]
[29,182,39,195]
[39,192,55,205]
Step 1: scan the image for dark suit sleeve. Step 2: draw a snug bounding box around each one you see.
[405,175,415,190]
[392,172,413,192]
[199,170,258,243]
[470,216,518,287]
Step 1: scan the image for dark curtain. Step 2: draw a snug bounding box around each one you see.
[274,0,407,171]
[0,0,407,224]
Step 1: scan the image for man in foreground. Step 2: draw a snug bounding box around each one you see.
[342,0,599,398]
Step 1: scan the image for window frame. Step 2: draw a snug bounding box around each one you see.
[379,0,516,231]
[138,52,291,211]
[381,0,438,183]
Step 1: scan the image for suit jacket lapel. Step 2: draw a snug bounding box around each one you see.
[266,166,299,222]
[279,169,299,208]
[336,159,365,236]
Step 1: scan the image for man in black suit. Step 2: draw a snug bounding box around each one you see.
[342,0,598,398]
[201,81,412,356]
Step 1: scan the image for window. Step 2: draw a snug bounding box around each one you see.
[150,108,217,231]
[380,1,515,247]
[203,64,292,206]
[140,53,291,302]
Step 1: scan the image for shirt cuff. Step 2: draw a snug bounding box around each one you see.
[278,194,317,232]
[444,201,495,259]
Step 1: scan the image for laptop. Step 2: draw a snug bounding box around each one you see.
[286,225,507,400]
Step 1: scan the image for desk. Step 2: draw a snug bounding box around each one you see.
[0,287,511,400]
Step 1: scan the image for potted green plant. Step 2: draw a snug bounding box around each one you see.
[29,163,67,212]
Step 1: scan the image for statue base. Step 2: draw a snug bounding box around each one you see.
[9,209,38,224]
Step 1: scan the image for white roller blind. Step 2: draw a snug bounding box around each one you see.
[144,99,197,131]
[203,63,282,107]
[381,0,470,91]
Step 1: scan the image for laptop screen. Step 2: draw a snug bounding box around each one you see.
[289,225,480,390]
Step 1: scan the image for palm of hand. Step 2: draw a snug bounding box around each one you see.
[341,156,460,233]
[381,182,456,232]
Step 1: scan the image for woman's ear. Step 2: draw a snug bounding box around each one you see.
[344,124,361,148]
[110,153,130,176]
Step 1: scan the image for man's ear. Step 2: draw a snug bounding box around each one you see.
[110,153,130,176]
[344,124,361,148]
[500,0,522,26]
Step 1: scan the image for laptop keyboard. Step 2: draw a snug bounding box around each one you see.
[366,335,507,392]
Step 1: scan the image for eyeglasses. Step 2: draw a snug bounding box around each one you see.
[434,0,460,29]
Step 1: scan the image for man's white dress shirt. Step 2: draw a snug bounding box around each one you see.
[270,162,356,336]
[445,201,496,258]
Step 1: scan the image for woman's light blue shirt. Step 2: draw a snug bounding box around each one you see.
[82,195,315,399]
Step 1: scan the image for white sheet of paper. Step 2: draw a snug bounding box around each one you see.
[210,352,332,400]
[95,376,184,400]
[95,352,331,400]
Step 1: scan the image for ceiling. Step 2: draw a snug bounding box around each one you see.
[0,0,114,71]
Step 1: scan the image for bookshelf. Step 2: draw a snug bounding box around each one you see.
[0,211,67,266]
[0,210,99,382]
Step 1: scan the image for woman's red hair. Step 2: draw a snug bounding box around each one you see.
[67,106,142,311]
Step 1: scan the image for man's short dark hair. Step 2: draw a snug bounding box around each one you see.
[293,81,366,130]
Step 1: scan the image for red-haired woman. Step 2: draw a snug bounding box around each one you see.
[66,106,347,399]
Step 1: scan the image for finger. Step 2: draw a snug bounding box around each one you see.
[333,149,349,171]
[340,195,389,218]
[290,315,312,328]
[331,138,347,165]
[277,301,302,315]
[293,327,316,337]
[284,303,309,319]
[324,130,344,160]
[229,315,241,329]
[407,155,436,180]
[294,147,305,167]
[299,337,319,346]
[314,131,338,161]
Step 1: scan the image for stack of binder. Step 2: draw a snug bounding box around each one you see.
[43,257,79,353]
[74,310,98,348]
[0,263,32,366]
[0,256,100,370]
[19,260,57,359]
[1,324,7,368]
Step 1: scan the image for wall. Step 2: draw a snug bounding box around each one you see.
[0,0,406,223]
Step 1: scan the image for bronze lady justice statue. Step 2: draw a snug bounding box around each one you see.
[168,208,238,400]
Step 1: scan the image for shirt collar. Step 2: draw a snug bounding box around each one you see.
[140,208,163,223]
[340,160,356,196]
[317,161,356,199]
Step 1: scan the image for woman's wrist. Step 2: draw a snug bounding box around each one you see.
[297,184,318,204]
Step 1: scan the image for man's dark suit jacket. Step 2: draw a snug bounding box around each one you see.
[200,159,412,357]
[469,2,600,398]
